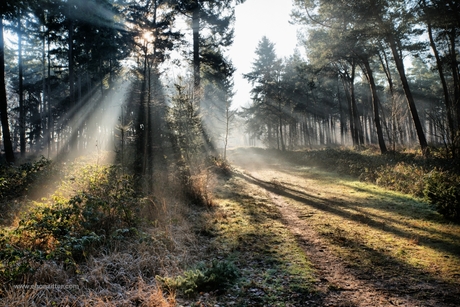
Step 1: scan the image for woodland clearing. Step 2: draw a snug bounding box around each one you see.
[1,148,459,306]
[179,148,460,306]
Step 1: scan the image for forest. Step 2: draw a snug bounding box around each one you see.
[1,0,460,306]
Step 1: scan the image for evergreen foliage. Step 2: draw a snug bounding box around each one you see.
[157,259,240,295]
[424,170,460,222]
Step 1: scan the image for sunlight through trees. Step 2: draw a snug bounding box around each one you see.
[2,0,457,164]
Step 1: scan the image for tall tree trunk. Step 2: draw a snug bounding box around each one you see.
[0,17,15,163]
[139,47,148,177]
[191,3,216,155]
[18,12,25,155]
[342,75,356,145]
[337,74,345,144]
[388,33,428,154]
[448,28,460,143]
[378,47,397,151]
[192,5,200,90]
[47,35,52,157]
[68,20,75,106]
[42,23,47,153]
[278,100,285,151]
[223,95,232,159]
[350,61,364,146]
[427,21,456,155]
[363,58,387,153]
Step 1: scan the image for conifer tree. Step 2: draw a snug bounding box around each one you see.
[0,0,22,163]
[243,36,286,150]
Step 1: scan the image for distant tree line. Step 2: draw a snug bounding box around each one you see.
[242,0,459,158]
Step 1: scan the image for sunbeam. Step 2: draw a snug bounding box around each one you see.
[1,1,459,305]
[47,75,131,163]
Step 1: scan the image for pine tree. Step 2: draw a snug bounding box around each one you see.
[243,36,286,150]
[0,0,22,163]
[168,0,244,89]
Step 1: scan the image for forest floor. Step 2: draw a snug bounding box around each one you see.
[177,148,460,307]
[3,148,460,306]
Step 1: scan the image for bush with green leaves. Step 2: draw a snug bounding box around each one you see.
[157,259,240,295]
[424,170,460,222]
[374,162,426,197]
[0,156,52,200]
[0,166,141,284]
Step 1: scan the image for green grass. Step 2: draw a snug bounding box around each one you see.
[281,172,460,282]
[199,175,316,306]
[224,147,460,305]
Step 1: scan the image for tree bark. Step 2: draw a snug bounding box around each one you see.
[47,35,52,157]
[350,62,364,146]
[448,28,460,136]
[388,33,428,154]
[0,16,15,163]
[18,12,25,155]
[192,5,200,90]
[337,74,345,144]
[363,58,387,154]
[427,21,456,155]
[341,74,355,145]
[42,26,46,152]
[278,99,286,151]
[346,61,364,146]
[68,20,75,106]
[378,47,397,150]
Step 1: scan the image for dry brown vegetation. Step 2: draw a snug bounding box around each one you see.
[0,153,203,306]
[2,147,460,307]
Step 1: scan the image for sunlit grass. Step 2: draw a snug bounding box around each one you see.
[224,147,460,305]
[204,175,316,305]
[261,167,460,284]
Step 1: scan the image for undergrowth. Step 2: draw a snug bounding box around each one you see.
[157,259,239,296]
[0,165,140,286]
[284,147,460,222]
[0,156,52,202]
[0,154,199,306]
[424,170,460,222]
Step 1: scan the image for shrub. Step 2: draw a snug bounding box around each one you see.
[375,162,426,197]
[157,259,239,295]
[209,156,232,177]
[424,170,460,222]
[0,156,52,200]
[0,166,141,284]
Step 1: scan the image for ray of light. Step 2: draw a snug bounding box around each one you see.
[47,75,132,164]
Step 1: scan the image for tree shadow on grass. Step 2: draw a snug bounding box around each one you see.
[248,148,454,224]
[233,170,460,306]
[234,171,460,266]
[244,154,460,244]
[212,180,317,306]
[277,178,460,248]
[304,227,460,306]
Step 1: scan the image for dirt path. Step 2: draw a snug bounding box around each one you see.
[270,192,410,307]
[221,148,460,307]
